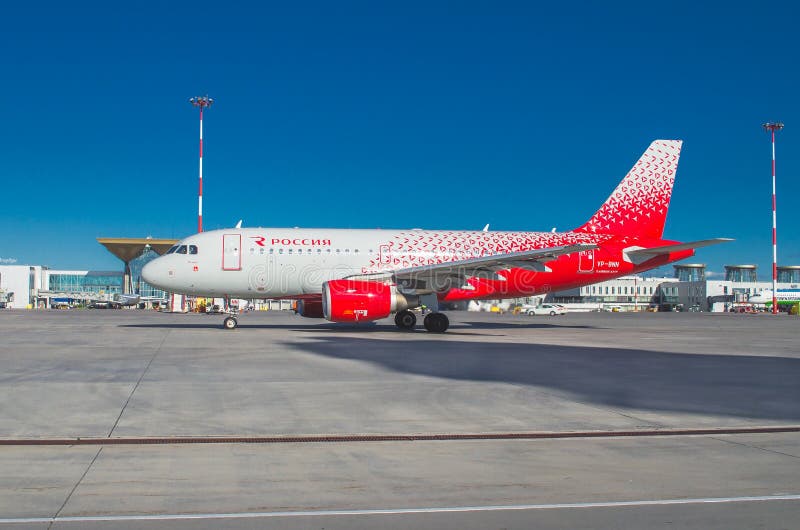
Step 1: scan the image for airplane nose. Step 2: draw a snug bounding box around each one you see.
[141,259,164,288]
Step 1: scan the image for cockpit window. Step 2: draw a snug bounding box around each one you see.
[166,245,178,254]
[177,245,188,254]
[189,245,198,255]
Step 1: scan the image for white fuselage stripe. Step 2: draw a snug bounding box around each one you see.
[2,494,799,524]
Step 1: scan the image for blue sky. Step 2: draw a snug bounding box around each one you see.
[1,1,797,279]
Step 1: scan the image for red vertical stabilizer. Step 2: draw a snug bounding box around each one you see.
[575,140,682,239]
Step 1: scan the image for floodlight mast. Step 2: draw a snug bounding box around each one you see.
[762,122,784,314]
[190,95,214,232]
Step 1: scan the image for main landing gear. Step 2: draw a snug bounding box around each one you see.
[393,310,449,333]
[394,310,417,330]
[423,312,449,333]
[223,316,238,330]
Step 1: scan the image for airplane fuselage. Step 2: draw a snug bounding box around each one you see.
[143,227,691,302]
[749,289,800,307]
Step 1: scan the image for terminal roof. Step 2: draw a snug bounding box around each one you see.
[97,238,179,263]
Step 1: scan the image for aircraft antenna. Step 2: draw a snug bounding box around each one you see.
[762,122,784,314]
[190,95,214,232]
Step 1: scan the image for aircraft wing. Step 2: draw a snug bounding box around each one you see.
[386,244,597,292]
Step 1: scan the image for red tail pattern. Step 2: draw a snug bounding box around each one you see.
[575,140,682,239]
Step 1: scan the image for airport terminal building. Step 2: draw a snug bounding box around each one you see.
[0,238,173,308]
[0,265,151,309]
[574,264,800,312]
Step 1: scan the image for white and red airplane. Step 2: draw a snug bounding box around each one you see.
[142,140,729,331]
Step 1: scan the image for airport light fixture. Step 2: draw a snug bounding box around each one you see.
[762,122,784,314]
[190,95,214,232]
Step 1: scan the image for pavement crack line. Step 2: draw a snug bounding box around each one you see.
[709,436,800,460]
[107,331,170,438]
[519,385,666,429]
[47,447,103,530]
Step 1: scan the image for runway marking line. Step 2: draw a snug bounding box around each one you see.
[1,494,799,524]
[0,425,799,446]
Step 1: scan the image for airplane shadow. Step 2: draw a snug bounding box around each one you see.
[283,335,800,422]
[456,319,597,330]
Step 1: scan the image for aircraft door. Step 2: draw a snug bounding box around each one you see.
[578,249,594,273]
[222,234,242,271]
[379,245,392,265]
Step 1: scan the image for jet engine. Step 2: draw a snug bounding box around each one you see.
[322,280,419,322]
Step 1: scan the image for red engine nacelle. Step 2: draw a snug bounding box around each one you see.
[323,280,416,322]
[296,299,324,318]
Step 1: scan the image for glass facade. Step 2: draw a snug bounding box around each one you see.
[130,249,167,299]
[655,285,680,305]
[49,271,123,294]
[674,265,706,282]
[777,267,800,283]
[725,266,757,282]
[44,251,166,303]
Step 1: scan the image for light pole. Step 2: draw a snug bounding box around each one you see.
[190,96,214,232]
[763,122,784,314]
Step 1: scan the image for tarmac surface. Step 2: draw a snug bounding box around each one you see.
[0,309,799,529]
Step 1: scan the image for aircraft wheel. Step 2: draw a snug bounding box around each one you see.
[423,312,449,333]
[394,310,417,330]
[223,316,238,330]
[550,311,556,316]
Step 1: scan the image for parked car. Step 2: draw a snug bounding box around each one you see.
[524,304,567,316]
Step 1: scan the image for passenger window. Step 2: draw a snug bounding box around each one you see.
[189,245,198,255]
[177,245,188,254]
[317,249,321,254]
[260,248,265,255]
[269,249,274,254]
[288,249,293,254]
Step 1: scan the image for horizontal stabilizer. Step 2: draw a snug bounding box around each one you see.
[625,238,733,264]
